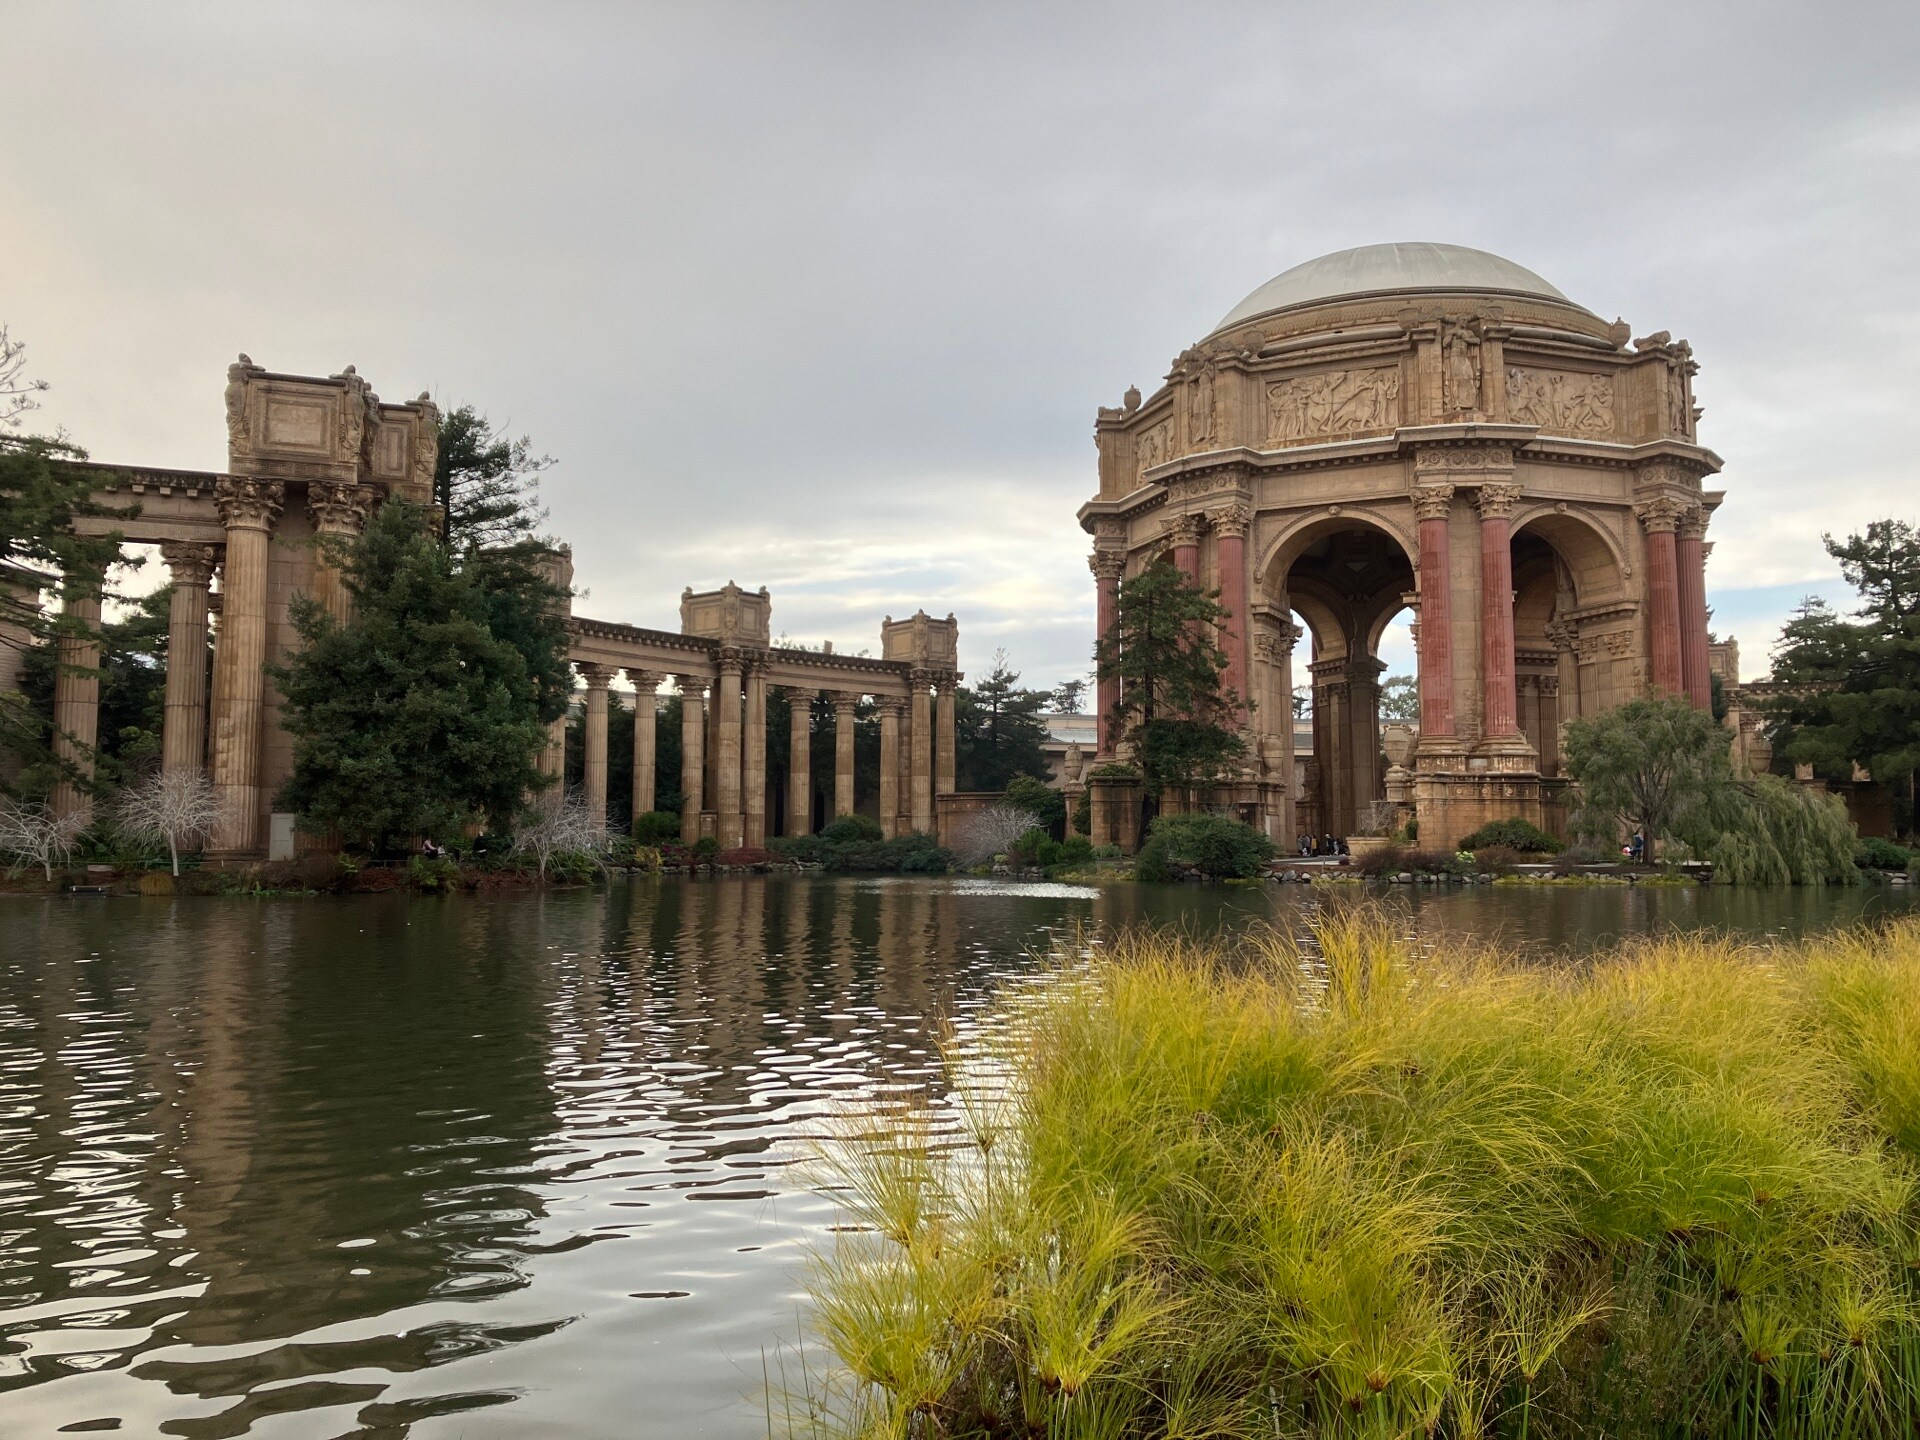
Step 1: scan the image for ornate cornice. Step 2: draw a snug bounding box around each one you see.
[159,541,219,589]
[214,476,284,532]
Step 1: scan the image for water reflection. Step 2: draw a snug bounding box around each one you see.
[0,877,1912,1437]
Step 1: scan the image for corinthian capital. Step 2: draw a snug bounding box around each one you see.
[1166,513,1204,547]
[1678,505,1708,541]
[308,480,376,535]
[1211,503,1252,540]
[214,476,284,531]
[576,662,615,689]
[1410,484,1454,522]
[1635,496,1685,534]
[1089,549,1126,582]
[1475,482,1523,520]
[159,541,219,589]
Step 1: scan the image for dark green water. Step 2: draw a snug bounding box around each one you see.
[1,877,1914,1437]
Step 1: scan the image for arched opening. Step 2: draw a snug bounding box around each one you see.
[1263,517,1416,842]
[1508,510,1628,772]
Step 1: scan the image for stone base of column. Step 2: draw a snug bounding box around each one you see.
[1414,772,1569,853]
[1472,732,1539,774]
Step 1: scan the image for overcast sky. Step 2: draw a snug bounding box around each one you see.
[7,2,1916,691]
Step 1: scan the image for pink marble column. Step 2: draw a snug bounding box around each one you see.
[1213,505,1250,720]
[1169,513,1202,581]
[1676,508,1712,710]
[1638,498,1685,694]
[1412,485,1456,738]
[1476,482,1522,738]
[1090,550,1124,755]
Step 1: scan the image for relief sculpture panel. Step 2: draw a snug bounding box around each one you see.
[1265,367,1401,443]
[1135,418,1172,479]
[1507,367,1614,436]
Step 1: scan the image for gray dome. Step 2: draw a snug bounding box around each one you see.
[1214,243,1580,331]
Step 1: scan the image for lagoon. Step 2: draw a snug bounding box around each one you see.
[2,877,1915,1437]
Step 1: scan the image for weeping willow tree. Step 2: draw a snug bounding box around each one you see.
[1705,773,1860,885]
[1565,696,1860,884]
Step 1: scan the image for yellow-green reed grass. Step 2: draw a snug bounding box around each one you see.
[792,908,1920,1439]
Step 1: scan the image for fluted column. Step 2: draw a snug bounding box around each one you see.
[49,577,103,826]
[1638,497,1685,694]
[1677,507,1712,710]
[677,674,707,844]
[580,664,613,833]
[626,669,659,821]
[909,670,933,835]
[1213,505,1250,721]
[783,687,813,837]
[1090,550,1124,755]
[1537,677,1561,777]
[159,542,217,777]
[743,659,767,848]
[1412,485,1456,741]
[876,696,903,839]
[208,477,284,854]
[832,691,857,819]
[1169,513,1201,581]
[306,481,374,623]
[1476,482,1522,739]
[715,649,744,849]
[934,674,956,800]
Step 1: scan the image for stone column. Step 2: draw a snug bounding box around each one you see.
[934,674,956,800]
[876,696,903,839]
[1169,513,1202,580]
[715,650,744,849]
[783,687,813,837]
[1637,497,1685,695]
[626,669,659,820]
[1519,675,1542,757]
[1310,658,1351,837]
[743,659,767,848]
[580,664,613,833]
[909,672,933,834]
[1090,550,1124,755]
[677,674,707,844]
[49,577,103,826]
[1412,485,1456,741]
[208,477,284,854]
[1347,656,1385,817]
[832,691,857,819]
[1537,677,1561,777]
[1677,507,1712,711]
[306,481,374,623]
[895,696,914,835]
[1213,505,1251,721]
[1476,482,1522,739]
[159,542,218,777]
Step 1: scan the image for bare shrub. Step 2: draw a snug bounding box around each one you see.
[115,771,223,876]
[513,789,605,880]
[0,799,87,881]
[950,804,1043,868]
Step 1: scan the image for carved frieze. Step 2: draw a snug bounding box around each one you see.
[1506,367,1614,436]
[1265,366,1401,443]
[1135,418,1172,478]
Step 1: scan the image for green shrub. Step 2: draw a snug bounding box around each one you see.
[1456,817,1561,853]
[630,810,681,846]
[1135,812,1275,882]
[1004,774,1066,834]
[1470,844,1528,874]
[1857,835,1912,871]
[544,848,601,884]
[770,834,827,865]
[406,855,461,892]
[691,835,720,862]
[1008,826,1050,865]
[1072,789,1090,836]
[1088,760,1140,779]
[820,814,883,845]
[1092,842,1122,860]
[820,832,952,874]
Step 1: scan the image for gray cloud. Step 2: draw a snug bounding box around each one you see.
[6,1,1915,687]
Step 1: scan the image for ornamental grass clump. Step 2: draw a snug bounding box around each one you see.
[795,905,1920,1439]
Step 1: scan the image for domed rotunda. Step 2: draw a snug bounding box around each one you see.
[1078,243,1724,849]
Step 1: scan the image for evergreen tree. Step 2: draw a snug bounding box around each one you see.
[1047,676,1089,714]
[1767,521,1920,834]
[434,404,552,550]
[1563,695,1733,860]
[1379,674,1419,722]
[272,501,559,852]
[955,650,1052,791]
[1094,558,1244,796]
[1,327,127,792]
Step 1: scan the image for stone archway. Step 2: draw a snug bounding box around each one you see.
[1507,508,1629,773]
[1263,515,1416,839]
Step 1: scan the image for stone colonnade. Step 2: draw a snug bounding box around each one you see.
[569,660,958,848]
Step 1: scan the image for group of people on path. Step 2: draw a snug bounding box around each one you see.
[1296,834,1348,857]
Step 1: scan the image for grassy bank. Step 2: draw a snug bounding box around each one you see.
[796,906,1920,1439]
